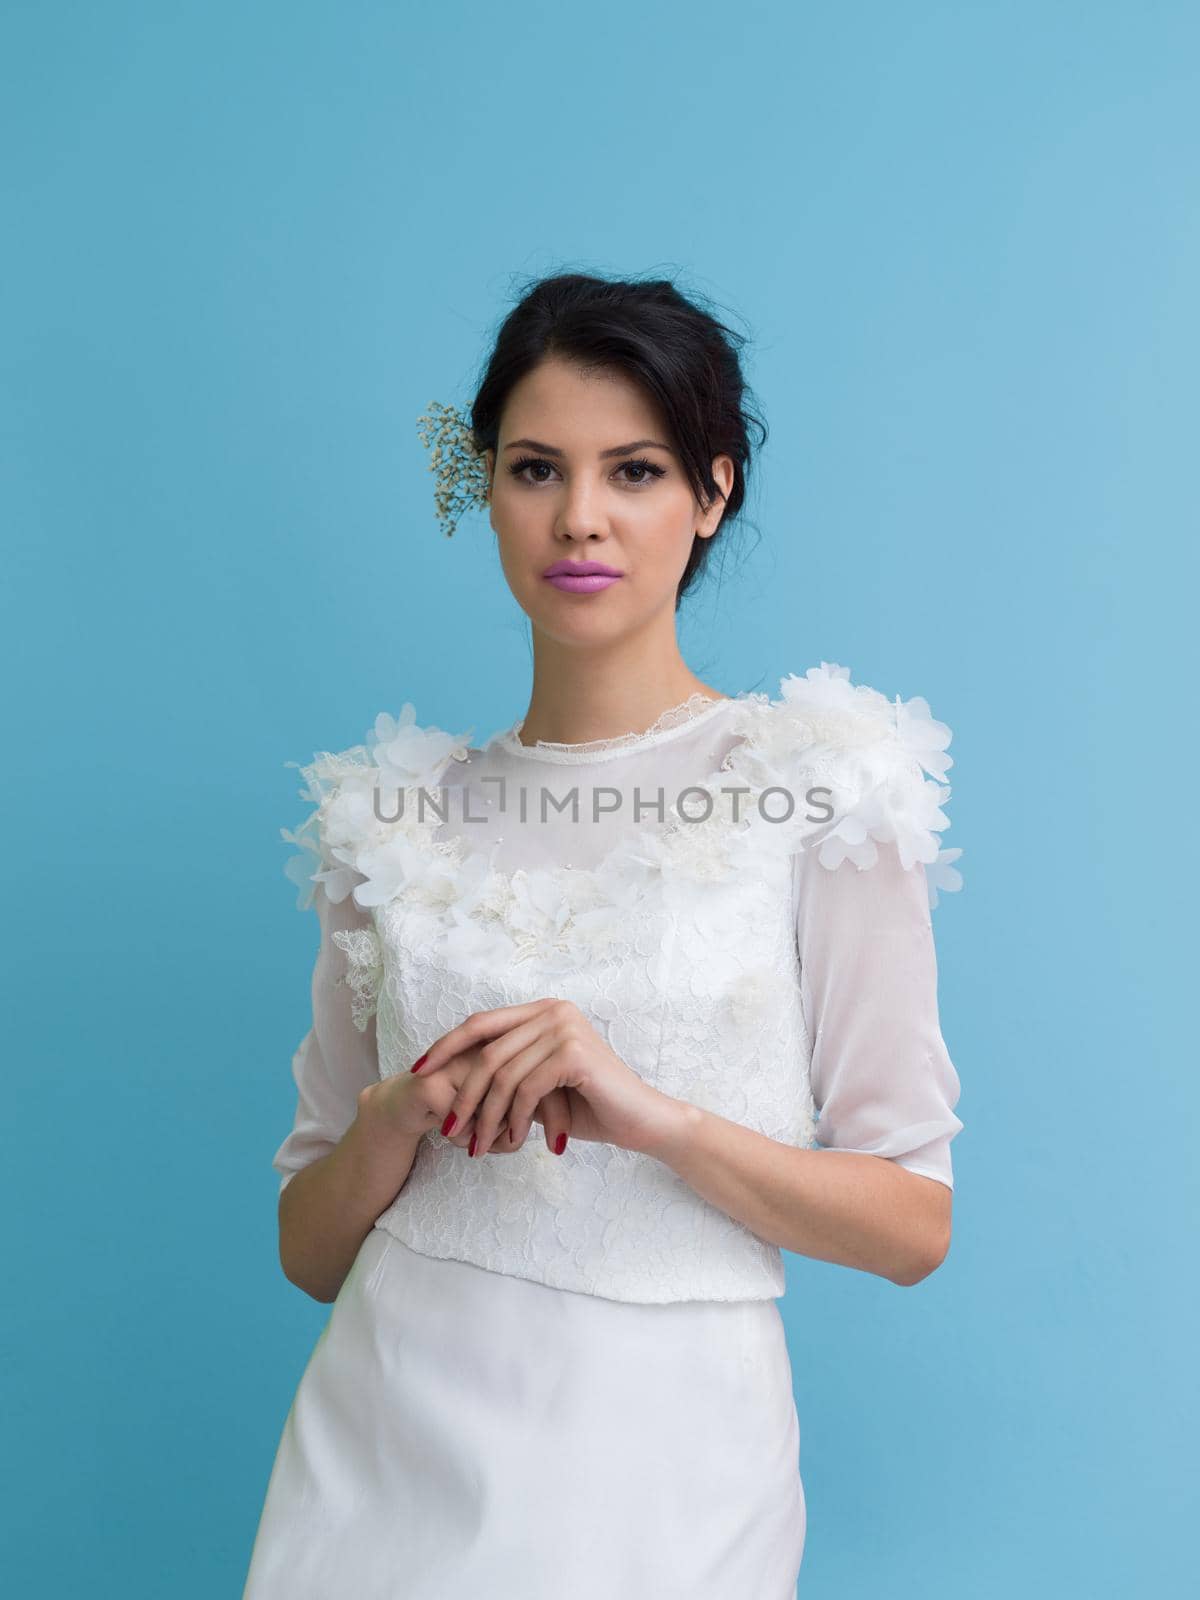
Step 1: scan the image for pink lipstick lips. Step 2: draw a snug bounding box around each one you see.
[542,559,624,594]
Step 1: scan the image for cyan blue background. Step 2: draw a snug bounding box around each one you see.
[4,2,1195,1593]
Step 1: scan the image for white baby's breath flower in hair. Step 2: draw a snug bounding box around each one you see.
[416,400,491,537]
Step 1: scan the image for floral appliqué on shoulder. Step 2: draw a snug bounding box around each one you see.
[281,663,963,1019]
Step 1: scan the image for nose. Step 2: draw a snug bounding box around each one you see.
[556,478,610,542]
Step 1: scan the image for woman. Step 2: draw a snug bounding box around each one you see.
[243,271,964,1597]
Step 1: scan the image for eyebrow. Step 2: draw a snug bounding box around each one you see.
[503,437,675,459]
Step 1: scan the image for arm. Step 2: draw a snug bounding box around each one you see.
[274,883,423,1303]
[641,840,963,1287]
[278,1102,423,1304]
[643,1108,950,1287]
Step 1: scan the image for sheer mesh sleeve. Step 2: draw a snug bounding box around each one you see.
[793,837,963,1188]
[272,883,382,1193]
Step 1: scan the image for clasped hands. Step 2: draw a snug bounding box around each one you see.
[373,998,684,1164]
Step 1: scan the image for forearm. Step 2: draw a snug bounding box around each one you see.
[278,1086,424,1303]
[643,1100,951,1287]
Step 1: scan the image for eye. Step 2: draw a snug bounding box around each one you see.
[506,455,668,488]
[507,454,557,484]
[617,456,668,486]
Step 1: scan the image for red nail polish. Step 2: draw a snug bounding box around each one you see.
[411,1053,428,1073]
[441,1112,457,1137]
[469,1133,478,1157]
[554,1132,567,1155]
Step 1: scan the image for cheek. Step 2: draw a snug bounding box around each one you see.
[626,499,699,568]
[491,498,547,563]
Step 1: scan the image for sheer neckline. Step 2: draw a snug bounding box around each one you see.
[491,689,742,765]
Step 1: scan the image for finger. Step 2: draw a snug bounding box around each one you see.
[443,1008,564,1138]
[410,998,565,1078]
[453,1110,534,1153]
[439,1077,496,1143]
[469,1116,529,1154]
[443,1106,489,1146]
[471,1038,563,1158]
[511,1085,571,1154]
[445,1111,521,1152]
[444,1051,507,1139]
[402,1055,474,1132]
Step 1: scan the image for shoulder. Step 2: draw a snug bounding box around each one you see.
[735,662,963,906]
[770,661,953,781]
[280,703,475,911]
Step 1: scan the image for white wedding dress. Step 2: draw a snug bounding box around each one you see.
[242,662,964,1598]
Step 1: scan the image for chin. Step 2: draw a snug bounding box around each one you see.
[527,586,636,635]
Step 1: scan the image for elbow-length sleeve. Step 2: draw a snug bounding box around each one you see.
[274,744,387,1193]
[793,841,963,1186]
[768,663,965,1188]
[271,883,383,1193]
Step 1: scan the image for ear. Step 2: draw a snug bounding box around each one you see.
[697,454,736,538]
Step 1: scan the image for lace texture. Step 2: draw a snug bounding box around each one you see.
[366,844,814,1302]
[280,662,962,1303]
[496,689,738,762]
[331,927,384,1031]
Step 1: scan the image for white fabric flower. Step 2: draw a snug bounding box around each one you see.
[633,808,741,886]
[780,660,857,709]
[777,661,895,745]
[367,705,472,787]
[352,833,464,911]
[441,911,517,978]
[926,847,964,909]
[281,750,378,907]
[726,665,963,896]
[809,753,951,874]
[722,683,891,811]
[283,709,472,910]
[895,694,954,781]
[280,824,325,911]
[283,669,964,938]
[503,867,572,950]
[566,870,651,952]
[321,772,394,854]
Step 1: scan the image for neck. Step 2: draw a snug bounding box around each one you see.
[517,628,721,747]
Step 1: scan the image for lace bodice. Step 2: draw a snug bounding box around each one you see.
[274,663,965,1303]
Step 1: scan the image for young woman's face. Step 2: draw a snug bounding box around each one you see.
[484,357,734,642]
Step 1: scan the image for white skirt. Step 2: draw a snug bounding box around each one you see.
[243,1225,806,1598]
